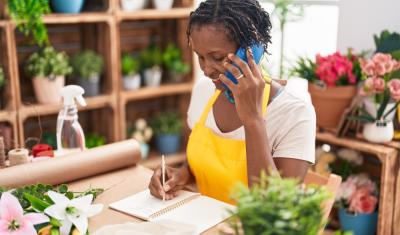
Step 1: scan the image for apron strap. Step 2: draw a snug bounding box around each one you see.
[199,81,271,126]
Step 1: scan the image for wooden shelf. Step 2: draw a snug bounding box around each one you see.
[0,110,16,122]
[117,7,193,21]
[121,82,193,103]
[42,13,112,24]
[140,151,186,170]
[18,94,115,120]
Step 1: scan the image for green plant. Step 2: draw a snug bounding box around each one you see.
[121,53,140,76]
[374,30,400,59]
[85,133,106,149]
[140,45,163,69]
[7,0,51,46]
[70,50,104,79]
[162,43,190,74]
[25,46,72,79]
[290,57,318,82]
[230,172,331,235]
[0,66,5,89]
[150,111,183,135]
[263,0,304,79]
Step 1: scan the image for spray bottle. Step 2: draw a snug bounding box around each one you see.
[56,85,87,156]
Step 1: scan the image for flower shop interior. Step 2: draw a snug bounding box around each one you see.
[0,0,399,235]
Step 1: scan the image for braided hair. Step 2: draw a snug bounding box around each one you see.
[186,0,272,53]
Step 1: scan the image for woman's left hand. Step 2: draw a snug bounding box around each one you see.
[218,48,266,126]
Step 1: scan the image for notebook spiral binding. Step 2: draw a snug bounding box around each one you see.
[149,194,198,219]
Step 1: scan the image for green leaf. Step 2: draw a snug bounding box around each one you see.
[50,217,62,227]
[24,193,51,212]
[58,184,68,194]
[377,89,390,120]
[51,227,60,235]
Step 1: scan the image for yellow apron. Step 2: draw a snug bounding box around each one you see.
[187,81,271,204]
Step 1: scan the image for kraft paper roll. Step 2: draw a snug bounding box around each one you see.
[0,139,141,188]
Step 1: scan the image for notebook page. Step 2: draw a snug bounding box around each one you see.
[109,189,200,221]
[154,195,236,234]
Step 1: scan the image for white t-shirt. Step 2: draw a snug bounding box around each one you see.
[187,78,316,164]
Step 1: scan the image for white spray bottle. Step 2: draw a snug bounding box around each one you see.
[56,85,87,156]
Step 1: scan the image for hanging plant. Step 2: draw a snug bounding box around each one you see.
[7,0,51,46]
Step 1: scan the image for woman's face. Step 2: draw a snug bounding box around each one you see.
[189,25,238,89]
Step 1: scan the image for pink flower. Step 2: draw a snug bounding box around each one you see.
[0,192,49,235]
[360,59,376,76]
[388,79,400,101]
[372,53,392,65]
[361,77,385,95]
[348,187,378,214]
[315,52,356,87]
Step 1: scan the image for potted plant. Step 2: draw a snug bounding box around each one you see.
[121,53,141,90]
[152,0,173,10]
[85,133,106,149]
[70,50,104,97]
[162,43,190,83]
[7,0,51,46]
[51,0,86,13]
[229,172,330,235]
[356,53,400,143]
[131,118,153,159]
[0,66,5,109]
[121,0,148,11]
[140,45,163,87]
[150,111,183,155]
[25,46,72,104]
[335,174,378,235]
[291,50,363,129]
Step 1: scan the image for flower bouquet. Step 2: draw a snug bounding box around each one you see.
[292,50,363,129]
[0,184,103,235]
[335,174,378,235]
[131,118,153,159]
[357,53,400,142]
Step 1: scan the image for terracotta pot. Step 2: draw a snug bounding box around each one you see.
[308,84,357,129]
[32,76,65,104]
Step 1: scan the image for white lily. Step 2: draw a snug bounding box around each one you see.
[44,191,103,235]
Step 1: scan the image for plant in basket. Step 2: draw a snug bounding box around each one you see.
[291,50,363,129]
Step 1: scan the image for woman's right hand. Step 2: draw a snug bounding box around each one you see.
[148,165,191,200]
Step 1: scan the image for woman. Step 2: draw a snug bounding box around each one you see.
[149,0,316,204]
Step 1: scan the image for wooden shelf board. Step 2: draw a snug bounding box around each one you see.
[121,82,193,103]
[19,94,113,119]
[117,7,193,21]
[0,110,15,122]
[316,131,397,158]
[140,151,186,170]
[43,13,111,24]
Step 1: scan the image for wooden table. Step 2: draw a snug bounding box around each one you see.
[68,164,222,234]
[317,132,398,235]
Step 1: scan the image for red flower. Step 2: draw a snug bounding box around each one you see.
[349,186,378,214]
[315,52,356,87]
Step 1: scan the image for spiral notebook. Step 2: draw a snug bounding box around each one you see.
[109,189,235,233]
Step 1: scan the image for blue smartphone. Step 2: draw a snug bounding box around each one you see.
[223,44,264,88]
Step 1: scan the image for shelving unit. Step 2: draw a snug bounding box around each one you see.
[0,0,195,150]
[316,131,398,235]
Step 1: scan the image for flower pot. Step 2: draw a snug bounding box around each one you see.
[51,0,85,13]
[363,98,397,121]
[123,74,141,90]
[168,70,184,83]
[363,120,394,143]
[144,67,162,87]
[155,134,181,155]
[77,75,100,97]
[152,0,174,10]
[339,208,378,235]
[308,84,357,129]
[140,143,150,159]
[121,0,147,11]
[32,76,65,104]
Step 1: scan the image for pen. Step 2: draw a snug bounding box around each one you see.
[162,154,165,202]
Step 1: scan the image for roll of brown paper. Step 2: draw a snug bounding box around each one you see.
[0,139,141,188]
